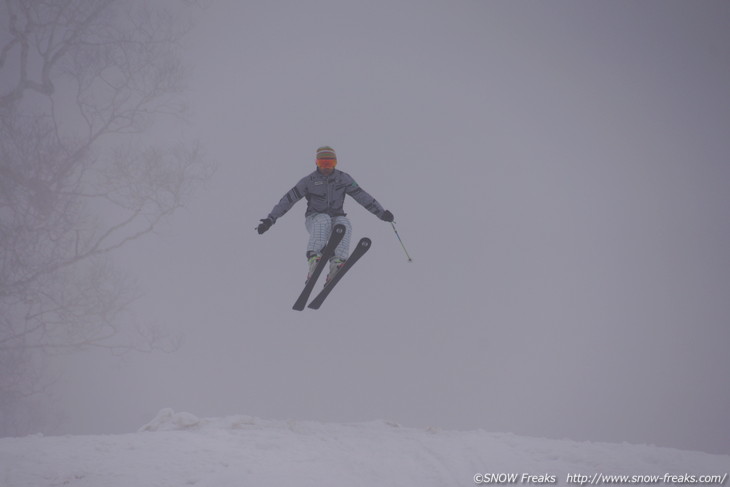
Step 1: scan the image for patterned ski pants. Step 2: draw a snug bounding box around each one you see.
[305,213,352,260]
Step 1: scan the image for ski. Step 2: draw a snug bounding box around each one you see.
[292,224,346,311]
[307,237,371,310]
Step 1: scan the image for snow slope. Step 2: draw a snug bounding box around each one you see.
[1,409,728,487]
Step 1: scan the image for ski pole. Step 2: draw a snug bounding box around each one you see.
[390,221,413,262]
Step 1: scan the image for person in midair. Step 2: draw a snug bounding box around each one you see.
[257,146,394,282]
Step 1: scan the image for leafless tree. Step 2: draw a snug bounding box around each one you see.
[0,0,212,435]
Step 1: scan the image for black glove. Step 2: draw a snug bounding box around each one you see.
[380,210,394,222]
[257,218,273,234]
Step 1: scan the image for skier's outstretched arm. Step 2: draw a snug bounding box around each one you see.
[345,176,394,222]
[257,178,307,234]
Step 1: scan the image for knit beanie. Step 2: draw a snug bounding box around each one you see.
[316,146,337,161]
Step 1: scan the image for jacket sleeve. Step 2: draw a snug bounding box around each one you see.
[268,177,308,222]
[344,174,385,218]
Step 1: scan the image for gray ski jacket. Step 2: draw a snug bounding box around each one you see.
[267,169,386,222]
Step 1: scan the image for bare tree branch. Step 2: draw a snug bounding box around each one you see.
[0,0,212,435]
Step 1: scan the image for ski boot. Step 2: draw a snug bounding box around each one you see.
[326,257,346,283]
[306,253,321,282]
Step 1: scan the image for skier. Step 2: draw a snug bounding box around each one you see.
[256,146,394,282]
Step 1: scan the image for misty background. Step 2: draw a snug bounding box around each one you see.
[8,0,729,455]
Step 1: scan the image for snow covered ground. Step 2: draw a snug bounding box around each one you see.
[1,409,728,487]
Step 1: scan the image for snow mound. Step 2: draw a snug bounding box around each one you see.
[1,410,728,487]
[138,407,201,431]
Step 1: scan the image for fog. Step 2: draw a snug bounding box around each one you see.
[49,0,730,455]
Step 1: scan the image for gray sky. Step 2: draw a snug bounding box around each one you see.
[52,0,730,455]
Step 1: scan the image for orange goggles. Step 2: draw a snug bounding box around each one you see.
[316,158,337,169]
